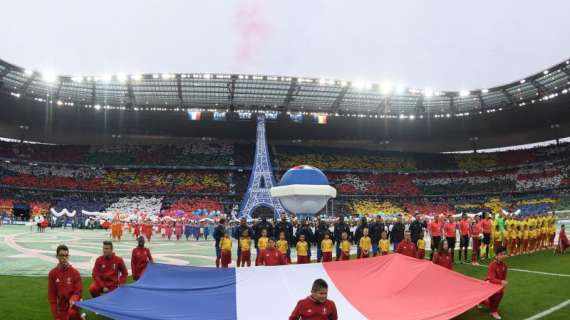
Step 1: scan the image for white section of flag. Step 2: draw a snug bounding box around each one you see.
[235,263,366,320]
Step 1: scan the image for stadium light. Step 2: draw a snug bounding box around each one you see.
[131,74,142,81]
[380,82,393,95]
[395,84,405,95]
[340,80,348,87]
[424,87,434,97]
[101,74,112,82]
[203,74,211,80]
[459,90,470,97]
[94,104,101,110]
[319,78,326,85]
[543,70,549,75]
[71,75,83,82]
[41,70,58,83]
[116,73,127,82]
[481,89,489,93]
[353,81,368,90]
[520,79,526,84]
[24,69,33,76]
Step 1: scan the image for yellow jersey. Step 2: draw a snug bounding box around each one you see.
[321,239,333,253]
[379,239,390,253]
[340,240,352,254]
[491,229,501,241]
[417,239,426,250]
[529,218,537,229]
[220,237,232,251]
[522,230,529,240]
[277,240,288,255]
[258,236,269,250]
[296,241,308,256]
[529,230,536,238]
[504,229,510,240]
[359,236,372,252]
[239,237,252,251]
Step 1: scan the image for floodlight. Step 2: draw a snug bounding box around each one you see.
[459,90,470,97]
[424,87,434,97]
[380,82,393,95]
[481,89,489,93]
[101,74,112,82]
[394,84,405,95]
[131,74,142,81]
[42,70,58,83]
[24,69,33,76]
[116,73,127,82]
[94,104,101,110]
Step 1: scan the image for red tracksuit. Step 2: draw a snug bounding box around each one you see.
[143,224,153,241]
[133,224,140,238]
[396,240,417,258]
[89,254,128,297]
[131,247,153,281]
[433,252,453,270]
[260,248,286,266]
[483,259,508,313]
[48,264,82,320]
[471,222,482,263]
[289,296,338,320]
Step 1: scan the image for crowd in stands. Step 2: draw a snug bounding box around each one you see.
[0,141,235,167]
[2,140,570,220]
[0,161,229,194]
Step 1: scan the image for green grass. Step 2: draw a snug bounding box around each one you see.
[1,251,569,320]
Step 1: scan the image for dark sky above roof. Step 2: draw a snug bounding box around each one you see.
[2,0,570,91]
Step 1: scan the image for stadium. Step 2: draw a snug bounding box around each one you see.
[1,2,570,320]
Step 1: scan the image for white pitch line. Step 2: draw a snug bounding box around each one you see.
[474,264,570,277]
[523,299,570,320]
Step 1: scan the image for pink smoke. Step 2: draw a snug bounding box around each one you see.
[235,0,271,64]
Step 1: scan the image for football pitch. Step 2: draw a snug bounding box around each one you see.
[1,225,569,319]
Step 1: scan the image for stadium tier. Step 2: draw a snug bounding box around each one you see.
[1,139,570,218]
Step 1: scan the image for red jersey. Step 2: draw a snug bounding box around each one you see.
[396,240,417,258]
[92,254,128,290]
[486,259,508,285]
[48,264,82,318]
[444,222,456,238]
[260,248,286,266]
[429,220,443,237]
[471,222,482,237]
[433,252,453,270]
[459,220,470,236]
[131,247,153,279]
[481,219,492,234]
[289,296,338,320]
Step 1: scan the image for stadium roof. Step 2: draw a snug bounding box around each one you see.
[1,57,570,117]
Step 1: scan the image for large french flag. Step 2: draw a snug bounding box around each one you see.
[77,254,502,320]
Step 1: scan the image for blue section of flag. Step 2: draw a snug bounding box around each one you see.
[77,263,237,320]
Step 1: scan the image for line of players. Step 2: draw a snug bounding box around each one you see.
[213,212,559,268]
